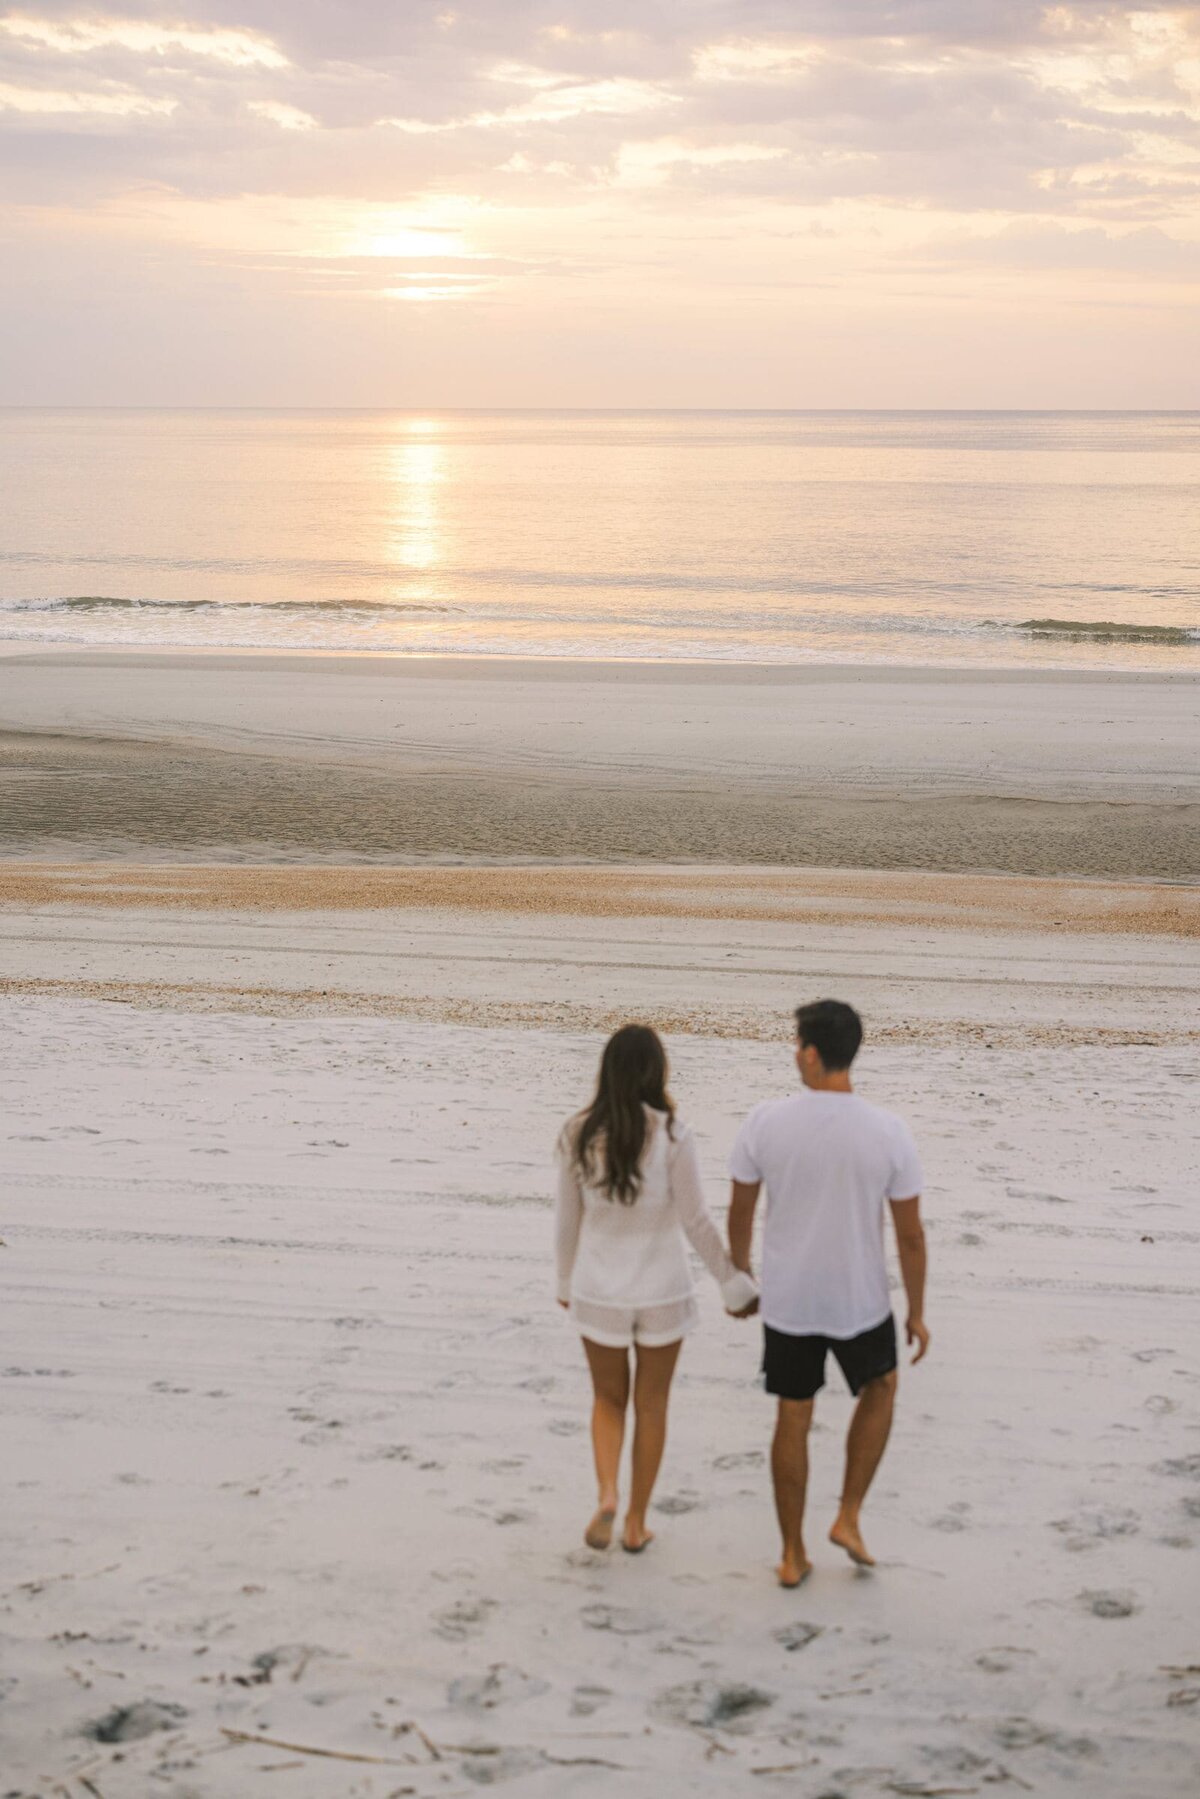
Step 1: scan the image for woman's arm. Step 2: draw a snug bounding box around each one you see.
[554,1137,585,1306]
[670,1127,759,1315]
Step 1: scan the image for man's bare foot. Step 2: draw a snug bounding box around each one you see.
[585,1506,616,1550]
[776,1551,813,1589]
[621,1518,655,1553]
[829,1516,875,1567]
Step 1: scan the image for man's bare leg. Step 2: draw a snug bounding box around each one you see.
[624,1339,683,1550]
[771,1397,814,1587]
[830,1370,897,1566]
[581,1338,631,1548]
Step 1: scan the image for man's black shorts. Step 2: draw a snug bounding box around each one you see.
[763,1314,897,1402]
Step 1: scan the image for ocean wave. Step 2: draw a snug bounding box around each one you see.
[0,595,455,616]
[0,597,1196,645]
[1017,617,1198,644]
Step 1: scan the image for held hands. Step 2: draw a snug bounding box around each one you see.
[727,1295,759,1319]
[906,1315,931,1363]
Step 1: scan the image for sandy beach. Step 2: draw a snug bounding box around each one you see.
[3,641,1199,1799]
[6,0,1200,1785]
[2,650,1198,877]
[3,863,1199,1796]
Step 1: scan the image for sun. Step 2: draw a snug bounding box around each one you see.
[360,226,469,259]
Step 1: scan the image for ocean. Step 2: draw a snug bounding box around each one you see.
[2,409,1197,668]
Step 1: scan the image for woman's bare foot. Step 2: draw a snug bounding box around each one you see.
[829,1514,875,1567]
[776,1550,813,1588]
[585,1506,617,1550]
[621,1516,655,1553]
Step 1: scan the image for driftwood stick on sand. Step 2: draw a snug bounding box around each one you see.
[220,1729,409,1766]
[392,1719,442,1760]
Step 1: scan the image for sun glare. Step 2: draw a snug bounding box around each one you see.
[363,229,470,259]
[386,438,443,571]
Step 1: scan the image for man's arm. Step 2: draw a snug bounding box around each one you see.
[728,1179,761,1278]
[889,1196,929,1362]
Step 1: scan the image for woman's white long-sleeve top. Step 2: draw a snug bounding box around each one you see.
[555,1107,758,1345]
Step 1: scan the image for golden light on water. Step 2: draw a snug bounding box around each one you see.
[386,433,443,574]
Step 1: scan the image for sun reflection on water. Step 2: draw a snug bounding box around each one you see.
[386,425,443,574]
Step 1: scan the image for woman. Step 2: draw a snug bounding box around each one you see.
[555,1024,758,1553]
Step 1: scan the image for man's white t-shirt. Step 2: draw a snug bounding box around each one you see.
[729,1091,923,1340]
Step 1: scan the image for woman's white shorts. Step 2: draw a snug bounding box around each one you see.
[569,1292,698,1349]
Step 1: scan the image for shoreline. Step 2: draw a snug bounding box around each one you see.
[2,650,1197,879]
[4,642,1199,682]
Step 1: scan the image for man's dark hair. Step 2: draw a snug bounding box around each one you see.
[795,999,863,1070]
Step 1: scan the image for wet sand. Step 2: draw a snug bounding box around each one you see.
[1,650,1197,877]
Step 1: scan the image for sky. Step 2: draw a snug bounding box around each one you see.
[1,2,1199,406]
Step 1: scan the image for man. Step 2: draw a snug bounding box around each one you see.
[728,999,929,1587]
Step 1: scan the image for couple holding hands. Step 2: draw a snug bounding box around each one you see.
[554,999,929,1587]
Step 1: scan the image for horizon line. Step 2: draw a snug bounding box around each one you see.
[3,405,1199,417]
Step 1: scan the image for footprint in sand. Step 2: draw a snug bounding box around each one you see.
[1080,1589,1139,1619]
[448,1665,549,1710]
[570,1684,612,1717]
[85,1700,187,1743]
[1155,1454,1200,1480]
[459,1746,546,1786]
[995,1718,1099,1759]
[1050,1507,1139,1553]
[434,1598,497,1642]
[928,1503,972,1533]
[1006,1186,1070,1205]
[774,1622,823,1652]
[581,1603,660,1636]
[712,1450,765,1471]
[235,1643,324,1686]
[975,1646,1035,1675]
[654,1680,775,1733]
[655,1491,702,1515]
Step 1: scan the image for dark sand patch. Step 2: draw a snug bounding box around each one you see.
[2,730,1198,881]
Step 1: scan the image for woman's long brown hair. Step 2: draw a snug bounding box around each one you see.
[571,1024,675,1204]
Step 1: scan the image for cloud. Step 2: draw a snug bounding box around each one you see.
[915,218,1200,276]
[248,98,317,131]
[0,13,287,67]
[1,2,1198,401]
[0,78,176,117]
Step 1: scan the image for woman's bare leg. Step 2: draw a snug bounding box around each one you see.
[582,1338,631,1547]
[624,1339,683,1550]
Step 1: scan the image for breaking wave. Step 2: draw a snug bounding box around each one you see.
[1016,617,1197,644]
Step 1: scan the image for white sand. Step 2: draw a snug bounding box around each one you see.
[3,878,1199,1796]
